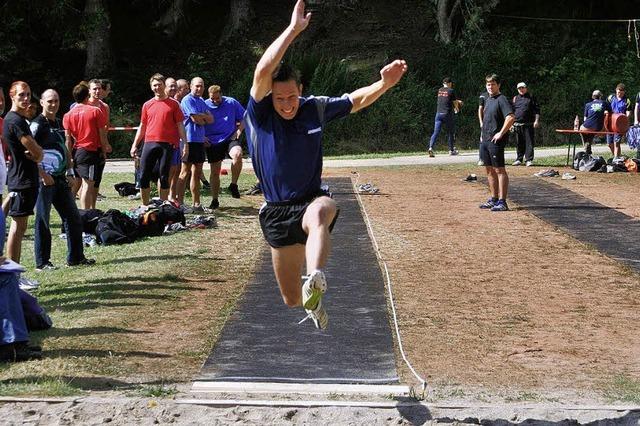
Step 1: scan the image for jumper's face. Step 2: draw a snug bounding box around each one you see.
[486,80,500,96]
[272,80,302,120]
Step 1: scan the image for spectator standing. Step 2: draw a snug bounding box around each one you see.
[130,74,187,206]
[177,77,212,212]
[428,77,460,157]
[3,82,44,289]
[63,83,112,209]
[204,85,245,209]
[478,74,515,212]
[511,82,540,166]
[31,89,95,270]
[606,83,631,158]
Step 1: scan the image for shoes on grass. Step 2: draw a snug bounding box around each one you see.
[428,149,435,158]
[561,172,576,180]
[525,160,533,167]
[35,262,58,272]
[244,183,262,195]
[209,198,219,210]
[228,183,241,199]
[67,257,96,267]
[512,160,522,166]
[449,148,459,156]
[462,174,477,182]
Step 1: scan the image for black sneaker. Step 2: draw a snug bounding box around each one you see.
[209,198,219,210]
[67,257,96,267]
[228,183,240,199]
[479,198,497,209]
[0,344,42,362]
[201,179,211,190]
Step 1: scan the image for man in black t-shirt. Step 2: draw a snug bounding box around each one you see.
[478,74,515,212]
[3,82,43,261]
[511,82,540,166]
[428,77,461,157]
[31,89,95,271]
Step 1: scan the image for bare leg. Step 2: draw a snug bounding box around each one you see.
[210,161,222,201]
[301,196,337,274]
[485,166,498,199]
[80,179,96,209]
[168,165,179,201]
[495,166,509,200]
[141,187,151,206]
[176,162,191,205]
[229,146,243,185]
[7,216,28,262]
[271,244,306,307]
[190,163,203,206]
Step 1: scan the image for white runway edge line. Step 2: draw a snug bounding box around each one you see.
[191,382,410,395]
[351,172,428,394]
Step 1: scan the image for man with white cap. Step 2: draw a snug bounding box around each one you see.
[511,82,540,166]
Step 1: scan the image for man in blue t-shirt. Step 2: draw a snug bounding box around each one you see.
[580,90,612,154]
[606,83,631,158]
[177,77,213,212]
[204,85,246,209]
[244,0,407,330]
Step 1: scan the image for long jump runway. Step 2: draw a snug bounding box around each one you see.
[195,177,400,390]
[509,177,640,273]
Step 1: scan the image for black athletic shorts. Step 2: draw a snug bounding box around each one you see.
[479,139,506,168]
[8,188,38,217]
[259,193,340,248]
[206,139,241,163]
[74,148,106,185]
[184,142,205,164]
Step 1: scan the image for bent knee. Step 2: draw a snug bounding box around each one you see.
[304,199,337,227]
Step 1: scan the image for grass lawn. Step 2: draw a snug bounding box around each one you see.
[0,172,264,396]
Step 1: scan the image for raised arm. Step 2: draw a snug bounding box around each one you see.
[348,60,408,114]
[250,0,311,102]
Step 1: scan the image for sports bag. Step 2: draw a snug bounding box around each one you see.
[95,209,139,245]
[78,209,104,235]
[157,203,186,226]
[578,155,606,172]
[137,209,164,237]
[114,182,138,197]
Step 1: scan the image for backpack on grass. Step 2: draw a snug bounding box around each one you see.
[95,209,139,245]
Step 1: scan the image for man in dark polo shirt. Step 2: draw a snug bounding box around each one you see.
[580,90,611,154]
[511,82,540,167]
[478,74,515,212]
[428,77,461,157]
[244,0,407,330]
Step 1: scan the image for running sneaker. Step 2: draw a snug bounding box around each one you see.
[301,297,329,330]
[449,148,459,156]
[428,149,435,158]
[67,257,96,267]
[477,160,485,166]
[192,204,205,214]
[301,270,327,311]
[479,198,497,209]
[18,277,40,291]
[209,198,219,210]
[35,262,58,272]
[525,160,533,167]
[512,160,522,166]
[201,179,211,190]
[96,192,106,201]
[490,200,510,211]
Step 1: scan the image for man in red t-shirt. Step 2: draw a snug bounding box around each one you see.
[130,73,187,205]
[63,83,112,209]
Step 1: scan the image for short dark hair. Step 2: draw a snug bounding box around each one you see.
[485,73,500,84]
[149,73,165,84]
[73,82,90,103]
[443,77,452,84]
[272,63,301,85]
[101,79,112,90]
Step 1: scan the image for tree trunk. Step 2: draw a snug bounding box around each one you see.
[219,0,252,44]
[83,0,113,78]
[436,0,462,44]
[154,0,186,38]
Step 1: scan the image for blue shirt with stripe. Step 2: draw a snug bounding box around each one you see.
[244,93,352,203]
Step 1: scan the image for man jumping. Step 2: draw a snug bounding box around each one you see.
[244,0,407,329]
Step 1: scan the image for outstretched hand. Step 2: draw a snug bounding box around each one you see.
[290,0,311,34]
[380,60,408,89]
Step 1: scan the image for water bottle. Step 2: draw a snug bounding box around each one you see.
[573,115,580,131]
